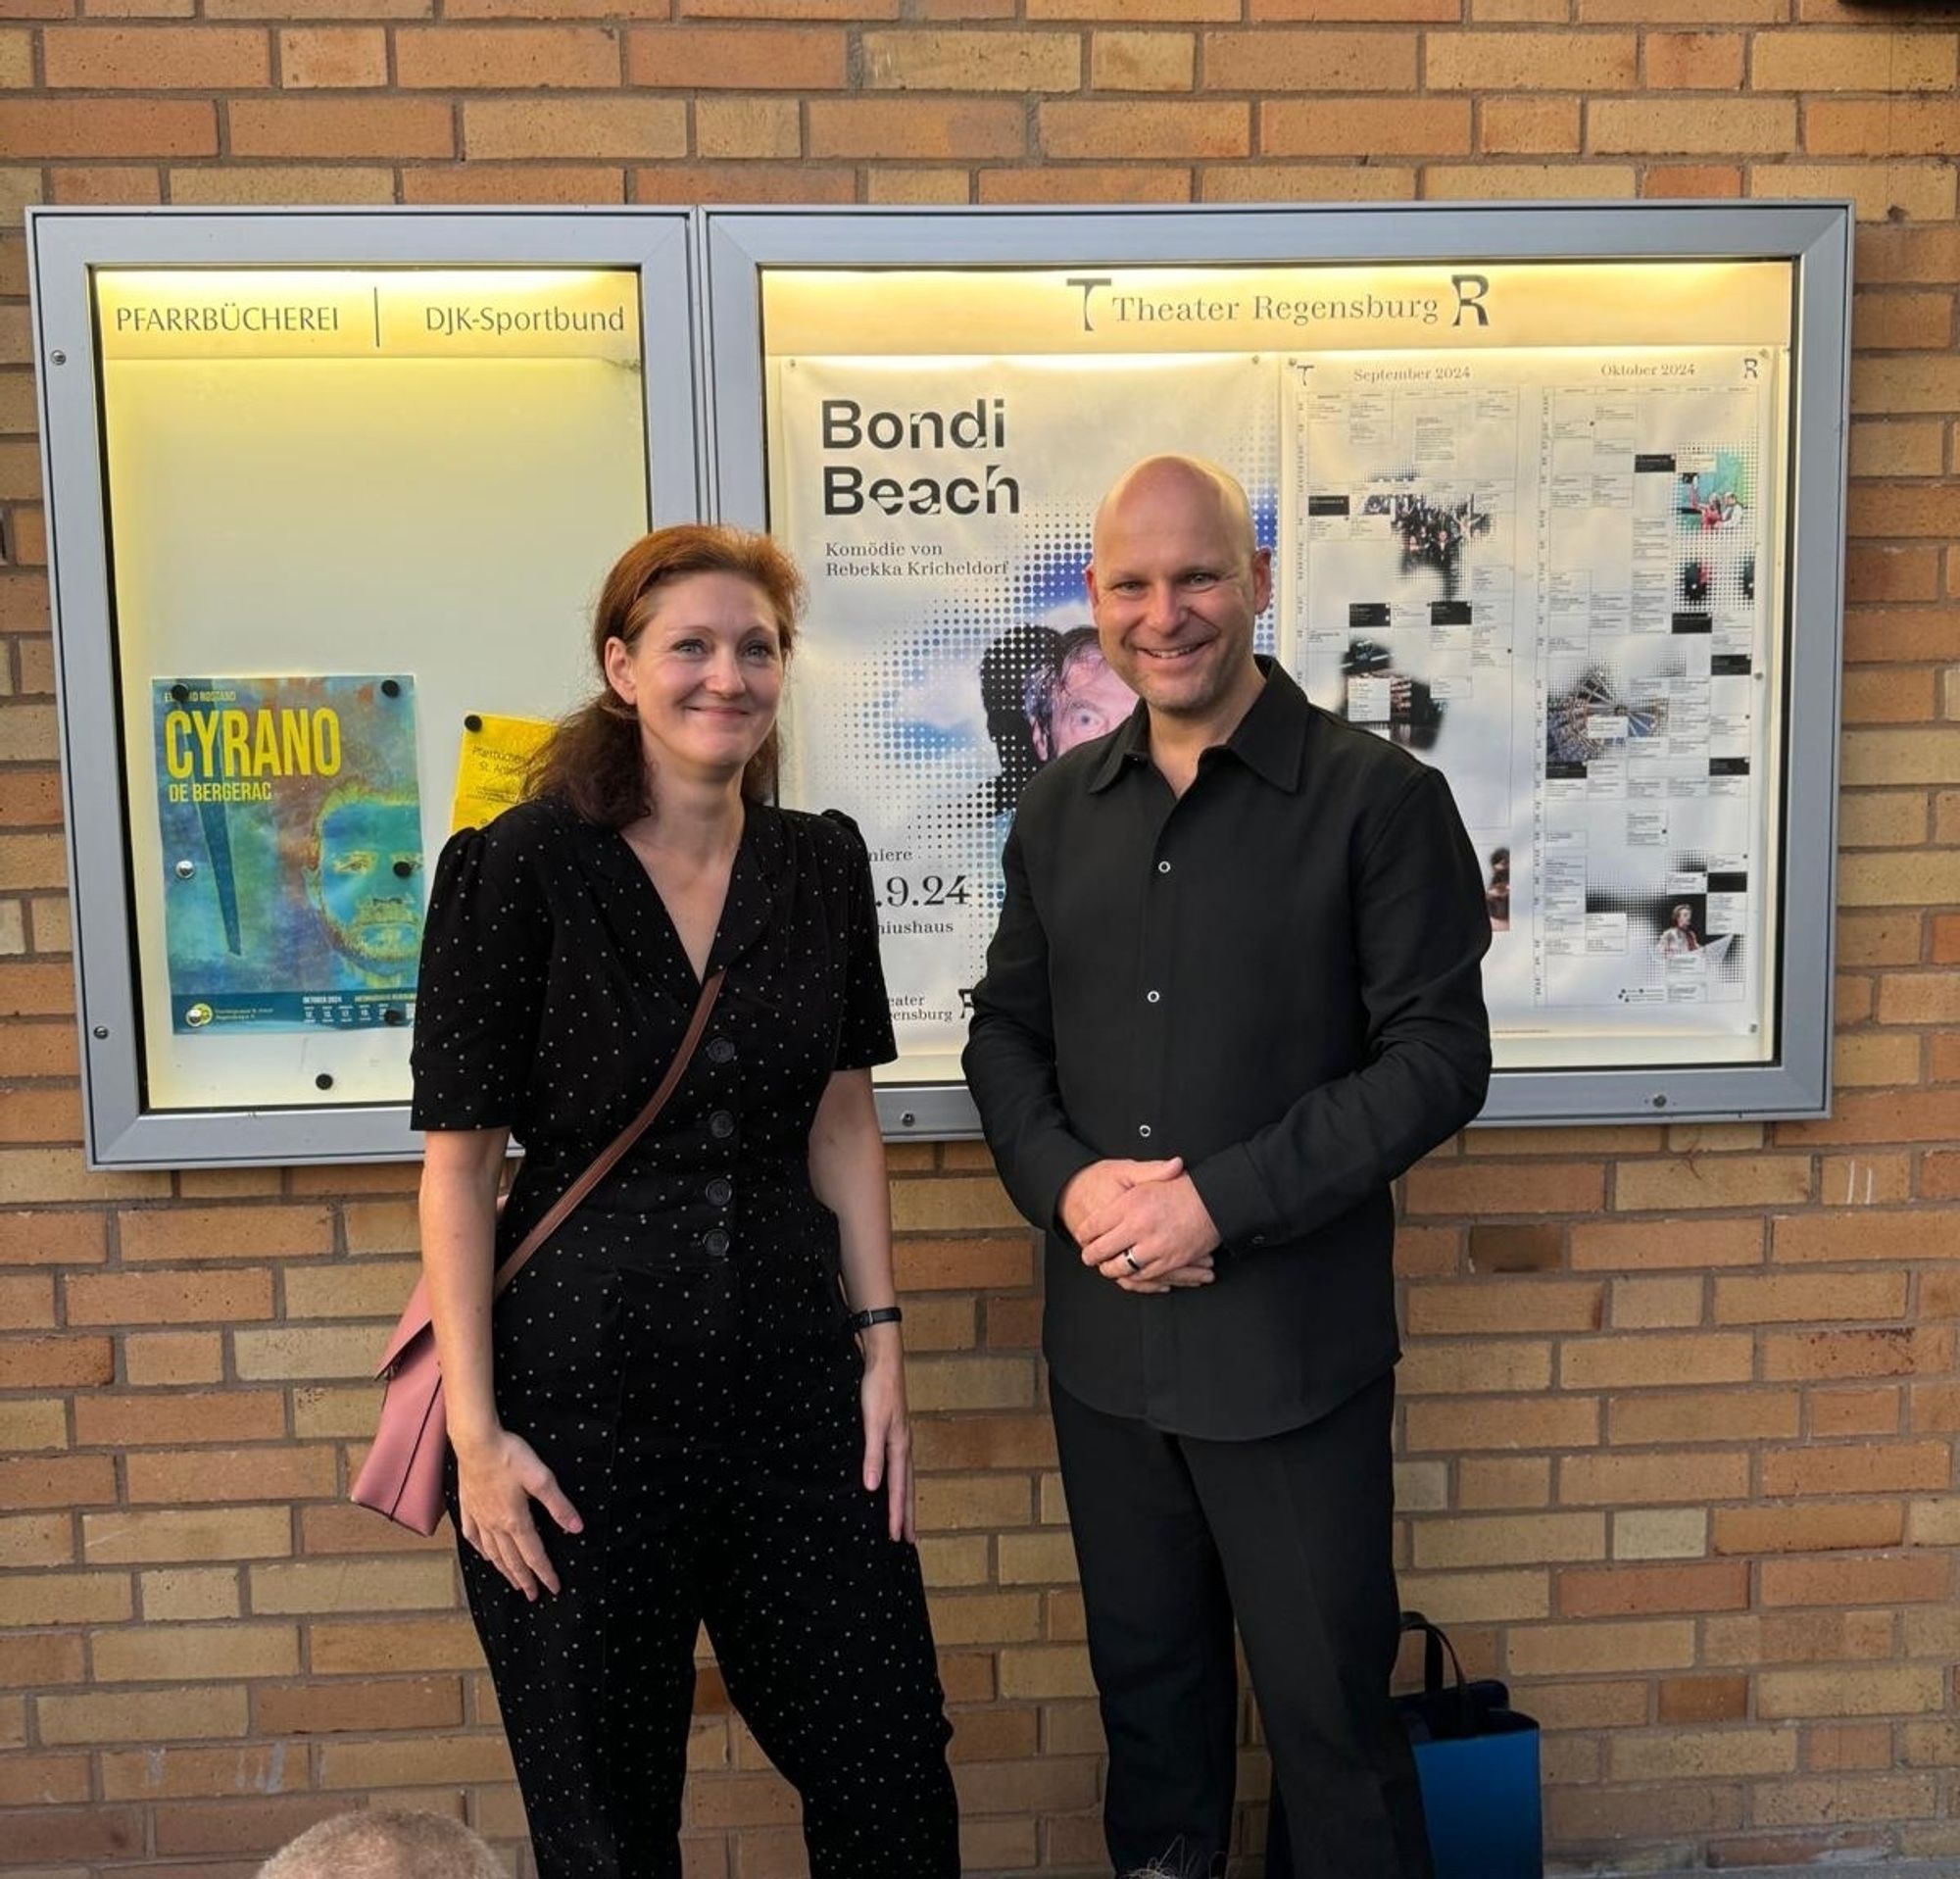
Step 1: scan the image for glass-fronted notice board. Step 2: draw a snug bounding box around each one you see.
[706,205,1850,1134]
[33,212,699,1165]
[34,205,1849,1162]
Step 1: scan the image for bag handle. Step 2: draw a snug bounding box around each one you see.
[1400,1610,1476,1736]
[490,968,726,1299]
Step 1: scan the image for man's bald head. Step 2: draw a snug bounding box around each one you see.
[1092,456,1257,570]
[258,1808,504,1879]
[1084,453,1270,735]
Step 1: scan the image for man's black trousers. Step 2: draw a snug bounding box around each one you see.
[1051,1370,1434,1879]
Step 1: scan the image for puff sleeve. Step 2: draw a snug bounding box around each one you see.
[824,810,898,1073]
[409,820,553,1132]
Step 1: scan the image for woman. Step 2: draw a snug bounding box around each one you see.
[410,525,959,1879]
[1653,903,1702,960]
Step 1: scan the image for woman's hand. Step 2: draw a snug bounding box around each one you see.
[858,1329,915,1544]
[455,1427,583,1601]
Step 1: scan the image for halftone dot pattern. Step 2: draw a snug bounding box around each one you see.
[1545,660,1678,768]
[780,356,1279,1063]
[1672,437,1760,620]
[808,410,1280,1027]
[1584,849,1747,986]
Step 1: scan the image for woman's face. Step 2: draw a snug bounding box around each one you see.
[603,570,784,785]
[1674,906,1693,929]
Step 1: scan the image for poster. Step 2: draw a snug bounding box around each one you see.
[1281,347,1781,1066]
[154,673,422,1032]
[771,353,1274,1082]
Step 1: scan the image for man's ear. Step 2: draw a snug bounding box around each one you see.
[1250,546,1274,614]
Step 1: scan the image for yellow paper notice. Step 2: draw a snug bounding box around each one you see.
[451,714,554,833]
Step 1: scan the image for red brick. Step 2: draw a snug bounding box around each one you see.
[1845,547,1941,604]
[0,1335,115,1388]
[1,1810,145,1862]
[65,1267,274,1326]
[1763,1326,1954,1381]
[630,162,856,203]
[1405,1162,1605,1217]
[1810,1386,1901,1437]
[395,25,620,87]
[125,1446,338,1505]
[152,1796,349,1857]
[253,1677,463,1736]
[1657,1674,1750,1722]
[1762,1552,1951,1607]
[402,164,627,203]
[0,99,217,156]
[1208,27,1416,88]
[1761,1440,1951,1497]
[1714,1502,1906,1555]
[1776,1210,1960,1262]
[43,25,270,87]
[0,1454,116,1508]
[74,1391,285,1448]
[119,1205,333,1262]
[975,164,1189,203]
[808,97,1022,159]
[625,24,844,87]
[1041,99,1246,159]
[277,26,387,87]
[1558,1560,1750,1618]
[1643,29,1743,88]
[226,98,455,158]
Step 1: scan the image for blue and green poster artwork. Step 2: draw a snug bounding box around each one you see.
[154,674,423,1034]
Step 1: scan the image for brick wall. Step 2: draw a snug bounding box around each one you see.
[0,1,1957,1873]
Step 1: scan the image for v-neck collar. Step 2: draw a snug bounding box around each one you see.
[584,799,793,1006]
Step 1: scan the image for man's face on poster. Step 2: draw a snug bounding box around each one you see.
[310,795,423,981]
[1034,647,1135,762]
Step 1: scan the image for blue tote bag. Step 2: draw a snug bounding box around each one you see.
[1264,1611,1542,1879]
[1395,1611,1542,1879]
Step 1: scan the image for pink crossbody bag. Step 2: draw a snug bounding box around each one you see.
[352,969,726,1535]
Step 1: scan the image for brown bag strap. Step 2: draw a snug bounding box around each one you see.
[489,968,726,1299]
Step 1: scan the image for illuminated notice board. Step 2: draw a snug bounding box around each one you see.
[702,204,1850,1133]
[33,205,1851,1162]
[33,212,698,1166]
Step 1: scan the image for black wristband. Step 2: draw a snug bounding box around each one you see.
[850,1305,904,1332]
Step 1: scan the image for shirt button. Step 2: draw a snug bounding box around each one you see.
[707,1037,736,1064]
[709,1111,736,1140]
[703,1227,731,1257]
[1138,1123,1152,1140]
[1146,990,1161,1004]
[706,1177,733,1208]
[1157,860,1172,874]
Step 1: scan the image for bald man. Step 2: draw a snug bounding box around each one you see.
[965,457,1492,1879]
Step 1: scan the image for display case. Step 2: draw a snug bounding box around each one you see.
[34,203,1852,1165]
[32,209,700,1167]
[702,203,1851,1134]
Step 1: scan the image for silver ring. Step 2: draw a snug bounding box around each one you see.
[1122,1250,1143,1274]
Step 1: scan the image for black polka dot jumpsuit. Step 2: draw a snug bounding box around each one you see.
[410,793,959,1879]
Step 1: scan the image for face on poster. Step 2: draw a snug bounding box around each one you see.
[770,353,1275,1082]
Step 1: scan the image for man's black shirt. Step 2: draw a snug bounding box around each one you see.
[963,660,1493,1440]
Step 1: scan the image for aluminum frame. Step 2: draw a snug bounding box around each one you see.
[30,207,703,1167]
[700,202,1851,1136]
